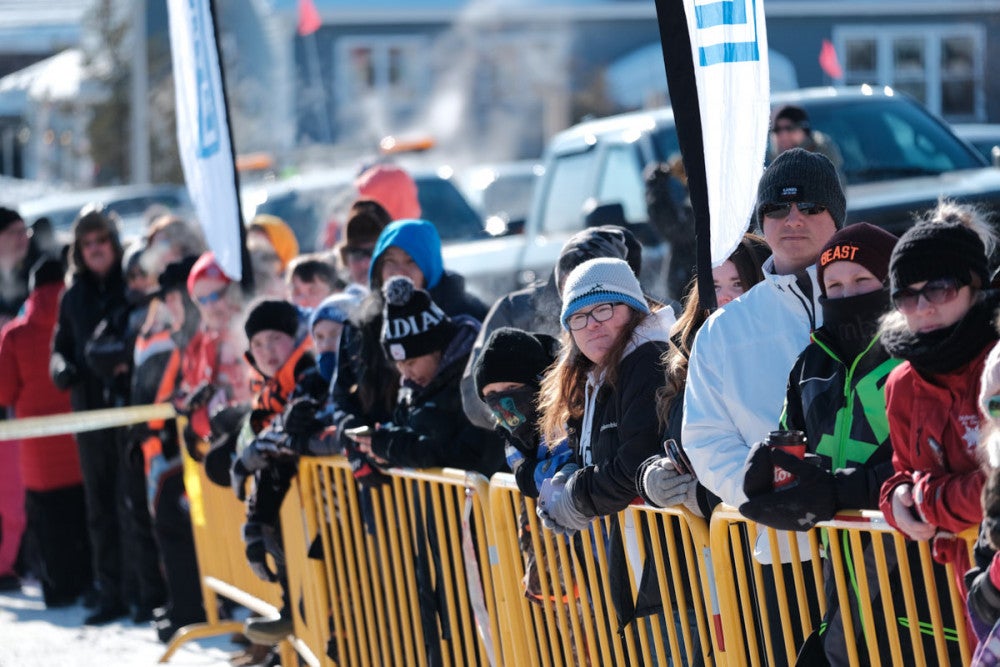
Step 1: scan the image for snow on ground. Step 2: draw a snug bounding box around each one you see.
[0,579,241,667]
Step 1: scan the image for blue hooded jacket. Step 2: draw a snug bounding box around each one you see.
[368,219,443,289]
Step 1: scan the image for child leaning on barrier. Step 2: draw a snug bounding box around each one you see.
[229,299,321,646]
[473,327,575,604]
[878,203,999,646]
[346,276,505,476]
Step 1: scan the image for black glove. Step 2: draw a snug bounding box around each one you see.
[231,459,251,501]
[50,359,78,390]
[243,522,278,582]
[742,440,777,499]
[283,398,324,438]
[739,450,836,531]
[176,382,217,416]
[344,439,390,488]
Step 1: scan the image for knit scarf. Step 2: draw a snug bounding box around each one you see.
[882,291,1000,375]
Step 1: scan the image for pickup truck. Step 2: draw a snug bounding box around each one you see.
[444,86,1000,304]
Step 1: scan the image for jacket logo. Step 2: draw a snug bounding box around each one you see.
[600,421,618,432]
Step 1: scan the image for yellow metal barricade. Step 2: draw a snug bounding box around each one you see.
[280,474,324,667]
[488,473,715,666]
[709,506,977,666]
[160,418,294,664]
[294,456,500,666]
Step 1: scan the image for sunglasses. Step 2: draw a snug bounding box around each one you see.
[891,277,963,314]
[344,246,374,261]
[196,287,228,306]
[759,202,828,220]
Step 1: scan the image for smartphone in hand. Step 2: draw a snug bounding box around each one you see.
[664,438,694,476]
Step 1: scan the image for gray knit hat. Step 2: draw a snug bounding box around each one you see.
[756,148,846,229]
[560,258,649,330]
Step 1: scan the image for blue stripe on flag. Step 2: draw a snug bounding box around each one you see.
[695,0,747,29]
[699,41,760,66]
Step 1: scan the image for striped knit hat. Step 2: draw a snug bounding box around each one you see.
[560,258,649,331]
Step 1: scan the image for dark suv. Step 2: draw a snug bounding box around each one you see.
[445,86,1000,303]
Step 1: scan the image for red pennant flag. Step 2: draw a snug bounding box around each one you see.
[298,0,321,36]
[819,39,844,81]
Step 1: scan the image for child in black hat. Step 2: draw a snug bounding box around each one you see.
[346,276,504,477]
[473,327,568,497]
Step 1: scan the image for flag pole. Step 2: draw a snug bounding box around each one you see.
[653,0,716,310]
[207,0,254,296]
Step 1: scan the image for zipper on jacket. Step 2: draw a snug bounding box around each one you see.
[788,273,817,331]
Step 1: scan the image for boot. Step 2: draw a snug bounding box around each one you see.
[243,615,293,645]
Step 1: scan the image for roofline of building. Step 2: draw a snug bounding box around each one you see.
[317,1,1000,25]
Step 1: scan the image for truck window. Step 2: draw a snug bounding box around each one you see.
[539,150,596,233]
[596,144,647,224]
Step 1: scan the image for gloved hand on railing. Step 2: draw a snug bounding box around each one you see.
[537,463,592,535]
[739,445,836,531]
[635,455,702,516]
[243,522,278,582]
[282,397,325,438]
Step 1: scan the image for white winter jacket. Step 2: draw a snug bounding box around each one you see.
[681,258,822,507]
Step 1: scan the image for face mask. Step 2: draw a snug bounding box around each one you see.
[484,386,538,449]
[317,350,338,383]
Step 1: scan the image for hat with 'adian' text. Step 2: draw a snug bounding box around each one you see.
[380,276,454,361]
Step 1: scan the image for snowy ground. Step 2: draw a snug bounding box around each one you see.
[0,578,242,667]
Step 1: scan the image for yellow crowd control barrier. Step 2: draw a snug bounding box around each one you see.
[289,456,500,667]
[159,418,296,664]
[488,473,716,666]
[709,506,976,666]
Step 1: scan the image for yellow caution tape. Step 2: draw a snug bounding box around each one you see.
[0,403,177,440]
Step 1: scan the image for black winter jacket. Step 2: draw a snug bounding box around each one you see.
[50,266,129,411]
[370,316,505,477]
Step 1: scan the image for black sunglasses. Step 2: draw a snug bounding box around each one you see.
[344,246,374,261]
[759,202,828,220]
[892,277,964,314]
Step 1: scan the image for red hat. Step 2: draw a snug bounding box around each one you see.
[355,164,421,221]
[186,251,232,295]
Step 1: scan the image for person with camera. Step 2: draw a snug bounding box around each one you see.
[49,207,133,626]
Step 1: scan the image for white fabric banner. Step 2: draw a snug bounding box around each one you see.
[685,0,770,266]
[167,0,242,280]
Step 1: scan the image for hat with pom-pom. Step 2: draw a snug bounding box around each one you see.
[380,276,454,361]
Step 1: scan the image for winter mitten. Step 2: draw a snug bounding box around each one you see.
[240,429,290,471]
[243,522,278,582]
[636,455,699,511]
[742,440,777,499]
[283,398,325,438]
[739,451,836,531]
[537,464,592,534]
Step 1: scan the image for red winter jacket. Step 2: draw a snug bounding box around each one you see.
[0,283,82,491]
[879,343,992,569]
[179,327,252,439]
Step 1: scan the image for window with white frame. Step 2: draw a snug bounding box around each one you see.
[834,24,985,121]
[334,36,430,131]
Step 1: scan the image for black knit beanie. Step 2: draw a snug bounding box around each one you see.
[244,299,300,341]
[473,328,559,398]
[381,276,454,361]
[0,206,22,234]
[773,105,811,132]
[157,255,199,296]
[816,223,898,296]
[889,219,989,294]
[756,148,846,229]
